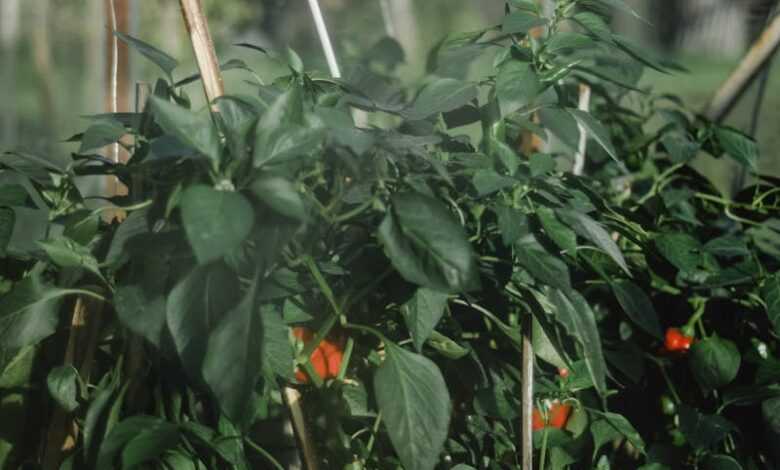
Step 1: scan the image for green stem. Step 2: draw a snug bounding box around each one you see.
[539,426,549,470]
[337,337,354,381]
[300,257,343,360]
[365,412,383,457]
[244,437,286,470]
[646,354,682,404]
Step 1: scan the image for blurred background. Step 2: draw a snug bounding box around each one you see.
[0,0,778,192]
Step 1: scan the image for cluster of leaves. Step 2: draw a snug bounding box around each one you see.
[1,0,779,469]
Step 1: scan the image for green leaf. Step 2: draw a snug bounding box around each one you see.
[515,237,571,291]
[402,287,450,352]
[378,192,480,293]
[180,185,255,265]
[760,274,780,336]
[550,289,607,395]
[472,170,517,196]
[762,396,780,434]
[114,255,170,348]
[47,366,80,413]
[689,336,741,390]
[6,207,49,257]
[115,32,178,77]
[496,61,541,117]
[715,126,758,170]
[610,280,663,339]
[567,109,618,163]
[546,32,594,54]
[150,97,220,168]
[538,107,580,152]
[167,263,241,381]
[259,304,294,380]
[0,274,74,349]
[202,278,264,427]
[704,455,743,470]
[96,416,180,470]
[374,343,451,470]
[496,205,528,247]
[654,232,703,272]
[403,78,477,121]
[573,11,611,39]
[501,11,547,35]
[0,208,14,257]
[536,207,576,255]
[253,125,325,168]
[590,419,622,458]
[216,96,259,162]
[38,237,105,282]
[249,176,306,221]
[78,119,126,154]
[678,405,736,449]
[661,131,699,164]
[600,411,645,455]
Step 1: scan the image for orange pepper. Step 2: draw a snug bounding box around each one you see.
[293,327,345,383]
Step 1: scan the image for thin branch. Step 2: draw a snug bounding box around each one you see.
[572,83,591,176]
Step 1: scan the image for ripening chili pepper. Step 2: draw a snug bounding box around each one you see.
[664,327,693,353]
[558,367,570,379]
[532,400,572,431]
[293,327,345,383]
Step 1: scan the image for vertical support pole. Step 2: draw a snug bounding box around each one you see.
[179,0,225,108]
[572,84,592,176]
[521,313,534,470]
[0,0,20,147]
[306,0,342,79]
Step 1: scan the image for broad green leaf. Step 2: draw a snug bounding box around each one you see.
[78,119,126,154]
[202,279,263,427]
[705,455,743,470]
[375,343,451,470]
[249,176,306,221]
[402,287,450,352]
[83,383,117,464]
[501,11,547,35]
[536,207,576,255]
[550,289,607,395]
[762,397,780,435]
[378,192,480,293]
[216,96,259,162]
[259,304,294,380]
[601,412,645,455]
[0,345,37,388]
[538,107,580,152]
[38,236,105,282]
[532,316,567,369]
[115,32,178,76]
[567,109,618,163]
[515,238,571,291]
[762,275,780,339]
[496,61,541,117]
[573,11,611,39]
[253,125,325,168]
[167,263,241,381]
[496,205,528,247]
[402,78,477,121]
[472,170,517,196]
[47,366,80,412]
[678,405,736,449]
[590,419,622,459]
[180,185,255,265]
[689,336,741,390]
[546,32,594,54]
[0,274,75,349]
[661,131,699,164]
[6,207,48,257]
[0,208,13,257]
[96,415,180,470]
[114,255,170,347]
[257,82,303,128]
[715,126,758,170]
[654,232,703,272]
[150,97,220,168]
[611,280,663,339]
[60,210,100,247]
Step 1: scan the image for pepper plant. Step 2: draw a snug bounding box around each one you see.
[1,1,779,469]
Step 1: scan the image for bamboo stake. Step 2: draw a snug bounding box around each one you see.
[520,313,534,470]
[179,0,224,109]
[284,387,320,470]
[703,13,780,121]
[572,83,591,176]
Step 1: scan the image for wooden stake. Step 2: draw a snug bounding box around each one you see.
[179,0,224,109]
[572,84,592,176]
[284,387,320,470]
[520,313,534,470]
[704,13,780,121]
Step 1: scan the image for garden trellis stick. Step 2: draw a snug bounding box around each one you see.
[704,12,780,121]
[572,83,591,176]
[179,0,224,108]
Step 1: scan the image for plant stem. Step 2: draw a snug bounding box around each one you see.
[244,437,286,470]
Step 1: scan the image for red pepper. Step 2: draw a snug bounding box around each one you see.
[293,327,345,383]
[558,367,570,379]
[532,400,572,431]
[664,327,693,353]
